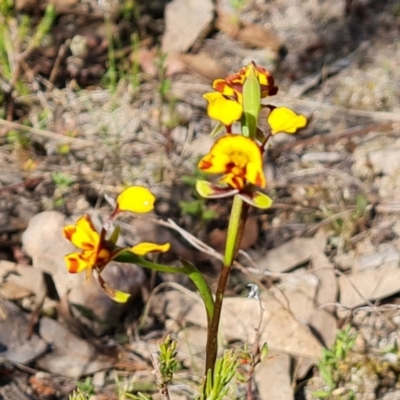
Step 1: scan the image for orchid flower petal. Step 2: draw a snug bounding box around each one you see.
[130,242,170,256]
[117,186,155,214]
[63,215,99,250]
[268,107,307,135]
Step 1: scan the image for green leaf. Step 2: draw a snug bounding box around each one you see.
[202,209,218,221]
[179,200,201,215]
[312,390,331,398]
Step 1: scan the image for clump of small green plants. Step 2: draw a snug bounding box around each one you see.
[71,377,95,399]
[313,325,358,399]
[0,1,55,105]
[311,324,400,399]
[51,172,74,208]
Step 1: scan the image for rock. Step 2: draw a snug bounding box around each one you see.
[0,298,48,364]
[36,317,113,378]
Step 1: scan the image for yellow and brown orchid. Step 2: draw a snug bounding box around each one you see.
[63,186,170,303]
[196,134,272,209]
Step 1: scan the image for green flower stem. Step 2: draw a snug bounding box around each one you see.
[115,252,214,325]
[204,194,249,378]
[223,195,245,266]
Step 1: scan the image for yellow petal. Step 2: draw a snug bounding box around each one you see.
[203,92,243,126]
[130,242,170,256]
[198,152,231,174]
[212,135,263,166]
[64,252,90,273]
[268,107,307,135]
[246,161,266,188]
[212,80,237,97]
[117,186,155,213]
[219,173,245,190]
[63,215,99,250]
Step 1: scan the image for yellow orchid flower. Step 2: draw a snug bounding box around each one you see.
[198,134,266,190]
[63,186,170,303]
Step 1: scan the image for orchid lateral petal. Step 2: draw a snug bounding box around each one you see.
[130,242,170,256]
[95,271,131,303]
[116,186,155,214]
[238,191,273,209]
[268,107,307,135]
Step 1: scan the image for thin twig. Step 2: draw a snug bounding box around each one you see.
[274,122,394,153]
[246,296,265,400]
[0,119,96,147]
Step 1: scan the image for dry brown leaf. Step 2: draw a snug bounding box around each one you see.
[237,23,283,52]
[208,216,259,253]
[309,251,338,351]
[339,265,400,309]
[178,53,228,82]
[273,272,318,321]
[216,5,283,52]
[0,261,47,307]
[215,12,241,38]
[311,251,338,310]
[258,235,326,273]
[162,0,214,54]
[136,47,158,77]
[255,352,292,400]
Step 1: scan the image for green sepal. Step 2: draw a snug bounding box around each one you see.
[242,64,261,139]
[196,180,238,199]
[108,225,120,244]
[238,191,273,209]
